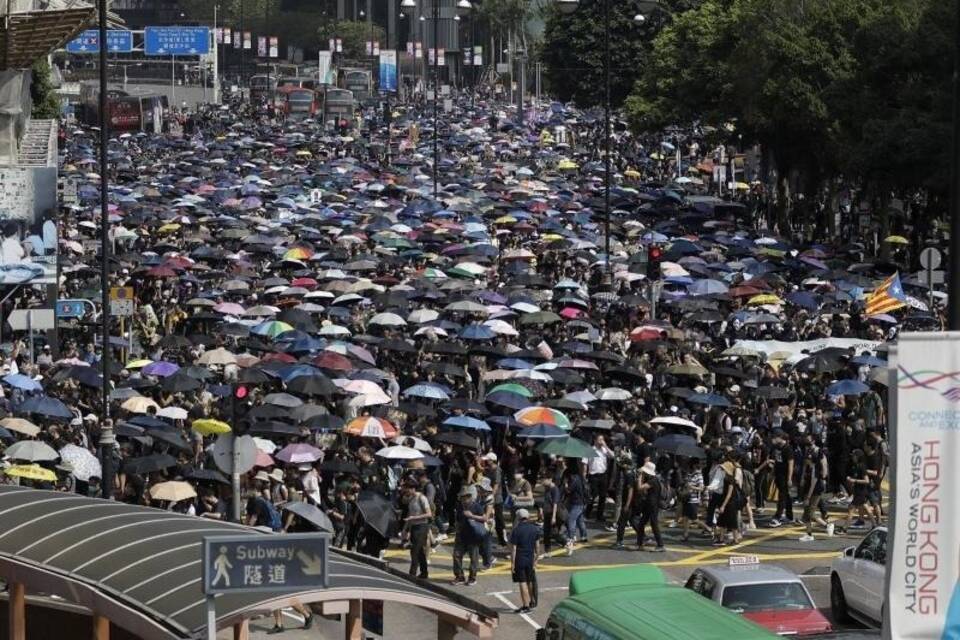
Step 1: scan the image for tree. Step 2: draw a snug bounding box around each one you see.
[317,20,386,61]
[30,59,60,120]
[541,0,650,107]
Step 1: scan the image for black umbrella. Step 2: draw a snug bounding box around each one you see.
[653,434,706,459]
[604,366,646,383]
[302,414,344,431]
[18,395,74,420]
[432,431,479,449]
[184,466,229,485]
[286,375,338,397]
[357,490,395,539]
[122,453,178,474]
[282,501,335,532]
[795,354,844,374]
[397,401,437,418]
[161,372,202,393]
[248,404,290,421]
[128,415,170,429]
[149,429,193,453]
[446,398,489,414]
[238,368,272,384]
[319,459,361,474]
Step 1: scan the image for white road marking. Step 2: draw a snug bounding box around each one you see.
[485,586,567,596]
[492,592,541,630]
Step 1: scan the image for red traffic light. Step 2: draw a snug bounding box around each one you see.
[234,385,249,400]
[648,246,662,261]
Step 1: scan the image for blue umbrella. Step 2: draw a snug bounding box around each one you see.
[403,383,451,400]
[826,379,870,396]
[686,392,732,407]
[18,395,73,419]
[459,323,495,340]
[850,355,887,367]
[786,291,820,310]
[0,426,13,441]
[2,374,42,392]
[442,415,491,431]
[485,391,532,411]
[688,279,729,296]
[497,358,535,370]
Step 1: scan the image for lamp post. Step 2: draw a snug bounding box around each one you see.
[401,0,415,100]
[96,0,113,499]
[431,0,439,198]
[556,0,612,282]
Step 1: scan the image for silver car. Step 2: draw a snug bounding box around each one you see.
[830,526,887,626]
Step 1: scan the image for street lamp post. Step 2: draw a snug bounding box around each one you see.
[432,0,439,198]
[557,0,612,282]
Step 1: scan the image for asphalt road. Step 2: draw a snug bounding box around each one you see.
[234,507,877,640]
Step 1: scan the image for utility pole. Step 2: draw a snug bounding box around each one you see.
[97,0,113,499]
[950,0,960,329]
[432,0,439,198]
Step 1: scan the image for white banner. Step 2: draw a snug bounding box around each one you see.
[317,51,332,84]
[888,333,960,639]
[732,338,882,360]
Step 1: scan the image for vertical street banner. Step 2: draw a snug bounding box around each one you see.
[438,48,445,66]
[243,32,252,50]
[379,50,397,92]
[257,36,266,57]
[407,42,413,56]
[473,45,482,66]
[223,27,232,45]
[415,42,422,59]
[317,51,332,84]
[888,333,960,639]
[428,48,435,64]
[269,37,278,57]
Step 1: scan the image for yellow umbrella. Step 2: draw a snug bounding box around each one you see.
[149,480,197,503]
[494,215,517,225]
[0,417,40,437]
[125,359,153,369]
[884,235,909,245]
[624,169,641,179]
[747,294,783,306]
[4,464,57,482]
[157,223,181,233]
[295,149,313,157]
[192,419,232,436]
[557,159,578,170]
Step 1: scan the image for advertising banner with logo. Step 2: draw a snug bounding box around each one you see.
[888,333,960,639]
[379,50,397,92]
[269,37,278,57]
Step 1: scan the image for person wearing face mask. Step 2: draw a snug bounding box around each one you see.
[507,469,534,521]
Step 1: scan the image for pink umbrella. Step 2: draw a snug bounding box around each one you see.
[214,302,246,315]
[254,451,274,468]
[275,443,323,465]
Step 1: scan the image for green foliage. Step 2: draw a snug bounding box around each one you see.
[30,59,61,120]
[317,20,386,61]
[541,0,651,107]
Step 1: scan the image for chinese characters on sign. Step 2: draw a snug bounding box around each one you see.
[203,534,330,595]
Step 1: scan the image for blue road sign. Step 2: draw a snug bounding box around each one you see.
[65,30,133,54]
[144,26,210,56]
[55,299,90,319]
[203,534,330,595]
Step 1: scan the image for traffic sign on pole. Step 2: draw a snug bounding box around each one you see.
[203,533,330,594]
[920,247,943,271]
[144,26,211,55]
[65,29,133,54]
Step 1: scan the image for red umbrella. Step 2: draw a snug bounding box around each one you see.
[146,266,178,278]
[314,352,355,372]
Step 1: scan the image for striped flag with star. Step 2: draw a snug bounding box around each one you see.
[865,271,908,316]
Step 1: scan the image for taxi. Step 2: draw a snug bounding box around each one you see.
[685,556,832,636]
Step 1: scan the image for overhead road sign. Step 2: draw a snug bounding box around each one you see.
[65,29,133,54]
[203,533,330,595]
[144,26,211,56]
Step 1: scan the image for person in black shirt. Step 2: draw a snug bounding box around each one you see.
[800,433,829,540]
[540,473,562,554]
[509,509,541,613]
[769,431,795,526]
[631,462,665,552]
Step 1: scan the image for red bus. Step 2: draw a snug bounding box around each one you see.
[279,86,319,119]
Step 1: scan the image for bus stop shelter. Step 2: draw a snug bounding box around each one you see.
[0,486,498,639]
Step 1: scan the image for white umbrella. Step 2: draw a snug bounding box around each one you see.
[391,435,433,452]
[369,312,407,327]
[596,387,632,401]
[5,440,58,462]
[483,319,519,336]
[253,437,278,454]
[348,391,392,408]
[407,309,439,324]
[197,347,237,366]
[157,406,189,421]
[58,444,102,482]
[375,445,424,461]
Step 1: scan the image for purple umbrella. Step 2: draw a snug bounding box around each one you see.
[143,361,180,377]
[275,443,323,464]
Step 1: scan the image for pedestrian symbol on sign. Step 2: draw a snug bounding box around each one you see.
[212,546,233,587]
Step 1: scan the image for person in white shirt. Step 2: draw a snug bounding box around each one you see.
[300,463,321,505]
[584,434,614,526]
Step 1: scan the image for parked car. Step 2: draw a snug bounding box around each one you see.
[685,557,832,636]
[830,526,887,626]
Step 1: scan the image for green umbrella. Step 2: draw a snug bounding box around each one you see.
[487,383,534,398]
[537,436,598,459]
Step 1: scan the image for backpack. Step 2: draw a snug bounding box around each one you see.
[260,498,283,532]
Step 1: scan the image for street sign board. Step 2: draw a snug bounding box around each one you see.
[7,309,55,331]
[212,434,257,475]
[55,299,91,319]
[65,29,133,54]
[109,286,135,317]
[920,247,942,270]
[144,26,211,56]
[916,270,945,286]
[203,533,330,594]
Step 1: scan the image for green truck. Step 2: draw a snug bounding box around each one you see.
[537,565,780,640]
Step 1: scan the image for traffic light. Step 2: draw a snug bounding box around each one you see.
[647,245,663,280]
[232,384,250,433]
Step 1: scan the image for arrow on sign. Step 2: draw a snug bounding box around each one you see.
[297,550,324,575]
